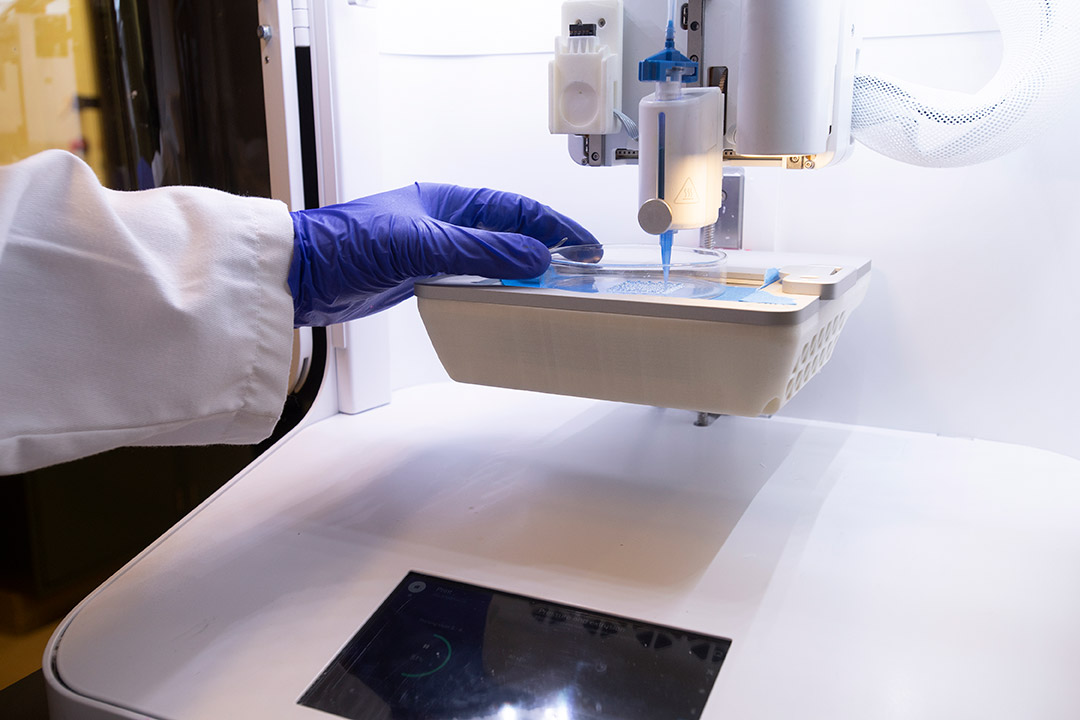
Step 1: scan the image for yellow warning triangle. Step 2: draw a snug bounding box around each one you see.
[675,177,700,204]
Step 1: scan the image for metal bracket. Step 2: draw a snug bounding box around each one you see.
[686,1,705,88]
[785,155,817,170]
[699,172,743,250]
[583,134,606,166]
[708,66,729,137]
[718,172,744,249]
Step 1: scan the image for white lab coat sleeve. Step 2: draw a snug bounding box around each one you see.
[0,150,296,475]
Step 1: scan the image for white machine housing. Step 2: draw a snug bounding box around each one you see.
[550,0,858,238]
[551,0,859,173]
[548,0,625,136]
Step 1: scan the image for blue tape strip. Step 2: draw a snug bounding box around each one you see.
[738,289,796,305]
[760,267,781,288]
[501,278,543,288]
[714,286,796,305]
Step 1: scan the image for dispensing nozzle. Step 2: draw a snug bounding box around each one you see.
[636,14,698,237]
[635,8,723,239]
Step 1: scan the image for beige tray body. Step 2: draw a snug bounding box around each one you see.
[418,273,869,417]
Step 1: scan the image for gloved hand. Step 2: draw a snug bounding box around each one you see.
[288,182,598,326]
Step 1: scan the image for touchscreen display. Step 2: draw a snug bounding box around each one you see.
[299,572,730,720]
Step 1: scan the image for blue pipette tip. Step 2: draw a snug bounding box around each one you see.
[660,230,674,284]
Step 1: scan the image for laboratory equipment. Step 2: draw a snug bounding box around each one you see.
[549,0,860,182]
[41,2,1080,720]
[418,0,1080,416]
[551,0,1080,186]
[418,252,868,418]
[416,0,874,417]
[633,0,724,237]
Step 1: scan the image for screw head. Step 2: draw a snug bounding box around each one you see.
[257,24,273,40]
[591,152,600,161]
[598,18,606,27]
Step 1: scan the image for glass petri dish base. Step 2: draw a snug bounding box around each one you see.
[530,243,727,299]
[544,274,723,299]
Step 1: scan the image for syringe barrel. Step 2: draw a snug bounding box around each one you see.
[638,87,724,232]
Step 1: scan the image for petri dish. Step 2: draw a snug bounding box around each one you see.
[541,243,726,299]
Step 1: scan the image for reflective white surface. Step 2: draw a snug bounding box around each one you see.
[47,384,1080,719]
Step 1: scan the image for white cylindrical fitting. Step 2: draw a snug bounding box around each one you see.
[638,87,724,232]
[735,0,840,156]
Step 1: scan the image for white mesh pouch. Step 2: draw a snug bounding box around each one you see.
[851,0,1080,167]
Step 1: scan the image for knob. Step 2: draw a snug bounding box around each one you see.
[638,198,673,235]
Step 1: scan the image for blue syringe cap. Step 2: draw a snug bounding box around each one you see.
[638,45,698,84]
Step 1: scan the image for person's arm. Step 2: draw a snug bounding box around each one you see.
[0,151,597,475]
[0,150,296,474]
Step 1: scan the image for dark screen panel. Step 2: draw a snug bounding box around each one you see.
[300,572,731,720]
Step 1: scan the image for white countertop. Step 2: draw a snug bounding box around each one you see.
[46,383,1080,720]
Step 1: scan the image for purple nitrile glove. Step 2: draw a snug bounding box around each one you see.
[288,182,598,326]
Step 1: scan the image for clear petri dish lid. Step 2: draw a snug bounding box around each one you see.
[540,243,727,299]
[552,243,725,275]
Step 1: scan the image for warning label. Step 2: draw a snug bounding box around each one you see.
[675,177,700,204]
